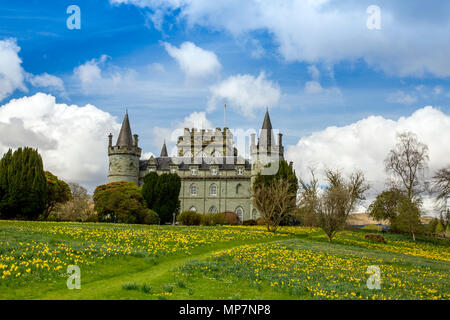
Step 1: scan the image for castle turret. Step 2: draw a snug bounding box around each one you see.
[108,111,141,185]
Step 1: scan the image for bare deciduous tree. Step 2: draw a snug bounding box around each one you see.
[299,169,369,241]
[55,183,94,221]
[252,179,296,232]
[431,165,449,233]
[385,132,429,201]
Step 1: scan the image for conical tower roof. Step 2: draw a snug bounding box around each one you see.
[258,108,275,148]
[160,140,168,157]
[116,111,133,147]
[261,108,273,130]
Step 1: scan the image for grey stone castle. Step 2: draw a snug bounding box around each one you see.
[107,110,285,222]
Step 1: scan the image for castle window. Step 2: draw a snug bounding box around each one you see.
[210,184,217,196]
[209,206,217,213]
[236,184,242,194]
[211,167,218,176]
[189,206,197,212]
[189,184,197,196]
[235,207,244,222]
[252,209,257,220]
[170,168,177,174]
[237,167,243,175]
[190,167,197,176]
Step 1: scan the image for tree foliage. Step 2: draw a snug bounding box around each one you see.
[369,188,424,241]
[93,181,159,225]
[142,172,181,224]
[44,171,72,220]
[0,148,47,220]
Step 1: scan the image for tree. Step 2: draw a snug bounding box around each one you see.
[55,183,93,221]
[368,188,406,223]
[369,188,424,240]
[142,172,181,224]
[392,198,423,241]
[93,181,159,225]
[0,148,47,220]
[431,166,449,230]
[252,178,297,232]
[43,171,72,220]
[298,169,369,241]
[253,160,298,226]
[297,168,320,227]
[385,132,429,201]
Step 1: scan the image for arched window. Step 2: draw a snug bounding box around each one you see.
[236,184,242,194]
[210,184,217,196]
[189,206,197,212]
[235,207,244,222]
[190,184,197,196]
[209,206,217,213]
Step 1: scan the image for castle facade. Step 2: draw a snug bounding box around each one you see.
[107,110,285,222]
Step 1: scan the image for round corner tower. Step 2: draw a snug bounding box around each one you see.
[108,111,141,185]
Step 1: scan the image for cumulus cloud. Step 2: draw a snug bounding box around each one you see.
[163,41,221,79]
[286,106,450,213]
[0,38,27,101]
[387,90,417,105]
[73,55,109,87]
[208,72,280,117]
[111,0,450,77]
[0,93,120,190]
[27,72,65,94]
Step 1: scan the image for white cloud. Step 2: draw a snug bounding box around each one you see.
[208,72,280,117]
[304,81,324,94]
[286,106,450,214]
[307,65,320,81]
[163,41,221,78]
[111,0,450,77]
[27,72,65,94]
[0,38,27,101]
[387,90,417,105]
[73,55,109,88]
[0,93,120,190]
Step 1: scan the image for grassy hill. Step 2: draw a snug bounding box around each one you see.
[0,221,448,300]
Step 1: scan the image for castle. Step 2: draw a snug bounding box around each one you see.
[107,110,285,222]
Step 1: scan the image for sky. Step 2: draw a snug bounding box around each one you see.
[0,0,449,213]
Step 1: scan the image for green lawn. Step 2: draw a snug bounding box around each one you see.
[0,221,448,300]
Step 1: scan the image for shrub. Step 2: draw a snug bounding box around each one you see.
[365,233,387,244]
[201,212,229,226]
[178,211,201,225]
[256,217,265,226]
[93,181,159,225]
[140,209,160,225]
[243,219,257,226]
[222,212,240,225]
[122,282,138,290]
[140,283,152,294]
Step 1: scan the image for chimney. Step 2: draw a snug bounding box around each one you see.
[108,133,113,147]
[133,134,138,147]
[278,133,283,146]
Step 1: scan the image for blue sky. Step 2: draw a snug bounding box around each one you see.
[0,0,449,204]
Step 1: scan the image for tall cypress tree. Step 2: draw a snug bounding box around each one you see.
[0,147,47,220]
[142,172,181,224]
